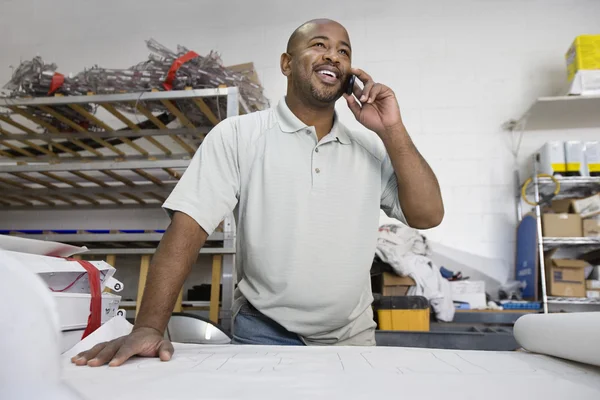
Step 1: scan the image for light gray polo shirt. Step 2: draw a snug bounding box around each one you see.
[163,98,406,346]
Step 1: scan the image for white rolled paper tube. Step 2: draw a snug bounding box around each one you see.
[514,312,600,367]
[0,250,83,399]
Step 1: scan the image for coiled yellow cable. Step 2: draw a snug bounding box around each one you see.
[521,174,561,206]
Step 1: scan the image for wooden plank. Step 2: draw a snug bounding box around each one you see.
[0,140,35,157]
[50,194,77,206]
[0,116,72,155]
[0,149,15,158]
[8,106,97,156]
[0,115,79,157]
[209,254,223,323]
[0,195,32,206]
[120,192,146,204]
[0,127,55,157]
[8,106,60,133]
[69,103,148,156]
[39,171,80,187]
[101,170,135,186]
[132,102,195,155]
[0,115,38,134]
[0,176,27,189]
[0,198,10,206]
[103,254,117,293]
[106,254,117,267]
[100,103,141,131]
[101,103,173,155]
[96,193,123,204]
[11,172,58,189]
[24,194,55,206]
[72,193,101,205]
[159,99,195,129]
[69,171,109,187]
[145,192,166,202]
[173,289,183,313]
[37,105,124,156]
[133,169,164,186]
[163,168,181,179]
[132,102,168,129]
[136,255,151,317]
[191,98,221,125]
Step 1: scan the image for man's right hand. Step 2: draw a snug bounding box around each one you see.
[70,327,174,367]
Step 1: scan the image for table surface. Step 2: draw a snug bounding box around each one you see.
[61,344,600,400]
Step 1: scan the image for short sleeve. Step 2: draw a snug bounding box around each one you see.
[162,119,240,235]
[380,154,407,225]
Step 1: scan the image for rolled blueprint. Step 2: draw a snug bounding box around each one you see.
[514,312,600,367]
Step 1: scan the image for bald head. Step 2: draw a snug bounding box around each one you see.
[280,18,352,105]
[286,19,349,54]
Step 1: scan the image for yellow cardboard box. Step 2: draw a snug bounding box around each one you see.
[566,35,600,81]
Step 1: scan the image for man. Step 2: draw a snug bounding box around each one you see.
[72,18,443,367]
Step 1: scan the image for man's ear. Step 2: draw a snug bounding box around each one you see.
[280,53,292,77]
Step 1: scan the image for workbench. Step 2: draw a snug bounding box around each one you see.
[61,343,600,400]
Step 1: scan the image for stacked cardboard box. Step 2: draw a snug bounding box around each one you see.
[542,195,600,238]
[586,279,600,299]
[544,250,589,297]
[380,272,416,296]
[540,196,600,299]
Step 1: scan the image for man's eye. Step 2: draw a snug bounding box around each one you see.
[314,42,325,48]
[339,49,349,56]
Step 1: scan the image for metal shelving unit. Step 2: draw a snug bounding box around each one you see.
[0,87,251,331]
[5,231,235,254]
[521,157,600,313]
[0,88,247,209]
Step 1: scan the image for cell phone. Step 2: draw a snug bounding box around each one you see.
[345,74,356,96]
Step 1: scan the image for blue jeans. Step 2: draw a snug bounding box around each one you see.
[232,302,305,346]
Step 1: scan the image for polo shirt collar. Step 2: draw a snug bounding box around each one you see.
[275,97,351,145]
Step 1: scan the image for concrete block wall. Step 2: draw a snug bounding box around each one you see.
[1,0,600,273]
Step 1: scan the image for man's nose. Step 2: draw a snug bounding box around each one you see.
[323,48,340,63]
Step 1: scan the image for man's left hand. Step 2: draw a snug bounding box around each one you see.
[343,68,403,137]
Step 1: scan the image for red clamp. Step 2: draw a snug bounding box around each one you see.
[48,72,65,95]
[70,258,102,339]
[163,51,199,91]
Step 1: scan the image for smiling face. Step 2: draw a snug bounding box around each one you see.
[281,20,352,105]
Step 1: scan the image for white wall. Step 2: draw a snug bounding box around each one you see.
[1,0,600,269]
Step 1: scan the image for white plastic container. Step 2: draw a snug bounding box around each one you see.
[537,141,565,176]
[53,292,121,330]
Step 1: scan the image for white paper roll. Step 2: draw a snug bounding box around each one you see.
[0,250,83,399]
[514,312,600,367]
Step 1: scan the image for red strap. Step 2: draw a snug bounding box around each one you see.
[48,72,65,95]
[72,259,102,339]
[163,51,199,91]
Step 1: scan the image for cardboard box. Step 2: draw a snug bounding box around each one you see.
[566,34,600,82]
[450,281,486,309]
[542,213,582,237]
[567,70,600,96]
[587,290,600,299]
[586,280,600,290]
[382,272,415,296]
[549,198,575,213]
[572,194,600,219]
[583,218,600,237]
[545,255,588,297]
